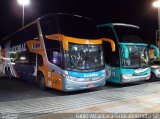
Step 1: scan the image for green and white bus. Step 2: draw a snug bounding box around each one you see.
[98,23,159,83]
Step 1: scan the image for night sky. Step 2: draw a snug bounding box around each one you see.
[0,0,158,44]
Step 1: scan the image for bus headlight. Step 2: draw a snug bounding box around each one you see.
[69,76,78,81]
[62,70,68,78]
[102,73,106,78]
[122,74,133,77]
[158,69,160,72]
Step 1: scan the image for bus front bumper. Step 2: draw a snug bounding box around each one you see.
[152,68,160,79]
[62,76,106,92]
[121,73,151,83]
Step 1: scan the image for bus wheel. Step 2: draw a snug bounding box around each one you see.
[150,72,156,81]
[38,73,47,90]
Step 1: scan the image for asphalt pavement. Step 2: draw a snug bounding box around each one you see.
[0,75,146,102]
[0,76,159,119]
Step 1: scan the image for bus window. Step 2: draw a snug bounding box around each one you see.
[28,53,36,65]
[37,54,43,66]
[16,52,29,64]
[23,24,39,41]
[99,26,117,42]
[114,26,144,43]
[10,52,17,64]
[40,16,58,36]
[103,41,119,67]
[40,17,62,67]
[45,39,61,67]
[15,53,37,65]
[11,24,39,47]
[56,14,99,39]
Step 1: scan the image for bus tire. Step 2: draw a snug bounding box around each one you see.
[150,72,156,81]
[38,73,47,90]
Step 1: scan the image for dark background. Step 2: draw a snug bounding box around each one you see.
[0,0,158,44]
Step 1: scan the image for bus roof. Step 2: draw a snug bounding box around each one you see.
[39,13,91,21]
[97,23,140,29]
[1,13,90,42]
[1,19,37,42]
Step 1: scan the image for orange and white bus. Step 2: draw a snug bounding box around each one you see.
[1,13,114,91]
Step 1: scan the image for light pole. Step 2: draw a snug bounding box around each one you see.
[17,0,30,27]
[153,0,160,45]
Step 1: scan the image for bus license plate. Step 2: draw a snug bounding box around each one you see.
[87,83,94,88]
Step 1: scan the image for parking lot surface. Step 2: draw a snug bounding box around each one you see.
[0,77,160,119]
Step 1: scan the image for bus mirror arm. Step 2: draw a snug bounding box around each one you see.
[102,38,116,52]
[150,45,160,57]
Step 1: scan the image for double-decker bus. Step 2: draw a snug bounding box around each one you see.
[97,23,159,84]
[0,13,114,91]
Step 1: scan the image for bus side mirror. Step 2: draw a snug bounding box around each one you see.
[121,44,129,59]
[102,38,116,52]
[150,45,160,57]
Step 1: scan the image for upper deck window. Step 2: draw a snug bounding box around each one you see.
[56,14,99,39]
[114,25,144,43]
[40,14,99,39]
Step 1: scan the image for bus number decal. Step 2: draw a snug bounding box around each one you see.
[32,43,40,49]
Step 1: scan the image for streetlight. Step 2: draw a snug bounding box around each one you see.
[153,0,160,7]
[153,0,160,45]
[17,0,30,27]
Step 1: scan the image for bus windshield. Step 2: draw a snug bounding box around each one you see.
[64,43,104,72]
[114,26,144,43]
[121,45,149,69]
[56,14,99,39]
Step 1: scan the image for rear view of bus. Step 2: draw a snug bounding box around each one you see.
[1,13,107,92]
[98,23,159,84]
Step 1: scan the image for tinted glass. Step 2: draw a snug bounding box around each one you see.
[15,52,29,64]
[114,26,144,43]
[10,24,39,47]
[28,53,36,65]
[40,17,58,36]
[14,52,37,65]
[98,26,117,42]
[37,54,43,66]
[103,41,120,67]
[44,39,62,66]
[40,16,62,66]
[56,14,99,39]
[153,61,160,65]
